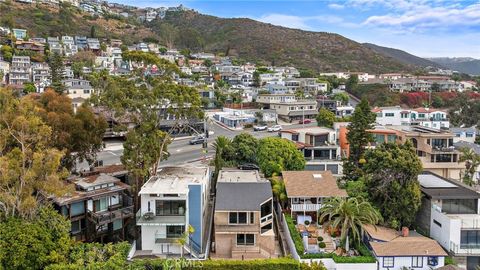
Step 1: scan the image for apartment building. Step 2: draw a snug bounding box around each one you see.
[136,166,211,258]
[416,172,480,270]
[63,78,95,99]
[256,93,296,105]
[213,170,276,259]
[52,169,133,243]
[392,126,464,180]
[270,100,318,122]
[9,56,31,86]
[280,126,343,175]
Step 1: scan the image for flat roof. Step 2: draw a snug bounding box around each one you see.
[281,126,334,135]
[139,166,209,195]
[419,172,480,199]
[216,170,272,211]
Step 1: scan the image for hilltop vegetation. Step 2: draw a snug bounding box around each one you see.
[1,2,415,73]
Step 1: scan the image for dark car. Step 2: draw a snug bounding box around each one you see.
[238,163,260,171]
[189,136,206,145]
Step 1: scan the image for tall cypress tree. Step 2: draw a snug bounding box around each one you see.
[48,52,66,94]
[343,98,376,181]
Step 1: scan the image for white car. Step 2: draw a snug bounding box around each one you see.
[267,125,282,132]
[253,125,268,131]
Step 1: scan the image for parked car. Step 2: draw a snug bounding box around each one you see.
[299,119,312,124]
[238,163,260,171]
[253,125,268,131]
[189,136,206,145]
[267,125,282,132]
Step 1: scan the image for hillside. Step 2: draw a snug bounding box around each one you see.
[148,11,415,73]
[363,43,442,69]
[1,2,417,73]
[428,57,480,75]
[0,2,159,45]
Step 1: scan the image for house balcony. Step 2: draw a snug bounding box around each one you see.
[87,205,134,225]
[291,203,322,212]
[136,210,186,226]
[450,241,480,256]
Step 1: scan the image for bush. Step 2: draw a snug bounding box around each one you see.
[317,236,323,242]
[285,214,304,254]
[243,123,253,129]
[445,256,457,265]
[300,243,376,264]
[132,258,303,270]
[318,242,326,249]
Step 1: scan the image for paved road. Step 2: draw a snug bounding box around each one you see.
[76,120,316,171]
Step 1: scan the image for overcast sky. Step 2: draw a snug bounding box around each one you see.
[114,0,480,58]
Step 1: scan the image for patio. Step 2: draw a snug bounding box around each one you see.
[296,220,336,254]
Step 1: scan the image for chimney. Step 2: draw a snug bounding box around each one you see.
[402,227,409,237]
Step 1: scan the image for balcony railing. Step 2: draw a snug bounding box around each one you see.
[291,203,322,212]
[450,241,480,255]
[260,213,273,225]
[87,205,134,225]
[136,210,186,226]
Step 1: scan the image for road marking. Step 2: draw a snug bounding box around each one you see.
[107,151,118,156]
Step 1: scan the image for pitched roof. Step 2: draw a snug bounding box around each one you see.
[363,224,398,242]
[282,171,347,198]
[370,236,447,257]
[215,170,272,211]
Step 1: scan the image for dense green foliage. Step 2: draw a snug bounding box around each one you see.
[231,133,258,164]
[257,137,305,177]
[343,99,376,181]
[319,197,382,250]
[301,242,376,263]
[48,52,66,94]
[362,142,422,228]
[285,214,304,255]
[316,108,336,128]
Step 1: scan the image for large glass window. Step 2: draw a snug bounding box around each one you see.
[304,149,312,159]
[155,200,186,216]
[428,257,438,266]
[383,257,394,268]
[261,200,272,218]
[70,202,85,216]
[461,230,480,249]
[236,234,255,246]
[94,197,108,212]
[167,225,185,238]
[443,199,477,214]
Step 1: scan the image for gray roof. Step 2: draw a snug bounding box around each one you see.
[419,171,480,200]
[215,182,272,211]
[450,127,476,133]
[454,141,480,155]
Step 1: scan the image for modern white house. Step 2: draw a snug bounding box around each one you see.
[280,127,343,175]
[416,172,480,270]
[136,166,211,258]
[451,127,477,144]
[373,106,449,130]
[363,225,447,270]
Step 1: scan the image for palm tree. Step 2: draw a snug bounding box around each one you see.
[459,147,480,186]
[176,225,195,258]
[318,197,382,252]
[271,174,288,208]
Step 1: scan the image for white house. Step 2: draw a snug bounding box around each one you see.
[451,127,477,144]
[364,225,447,270]
[136,166,211,258]
[63,79,95,100]
[373,106,450,129]
[416,172,480,270]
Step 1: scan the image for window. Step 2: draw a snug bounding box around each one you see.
[412,256,423,268]
[166,225,184,238]
[292,134,299,141]
[250,212,255,224]
[461,230,480,249]
[71,219,84,234]
[94,197,108,212]
[428,257,438,266]
[443,199,477,214]
[383,257,394,268]
[155,200,186,216]
[229,212,248,224]
[236,234,255,246]
[113,219,122,231]
[385,112,395,117]
[433,219,442,227]
[466,133,474,138]
[70,202,85,216]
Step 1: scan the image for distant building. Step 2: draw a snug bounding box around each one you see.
[451,127,477,144]
[373,106,450,130]
[9,56,31,86]
[12,28,27,40]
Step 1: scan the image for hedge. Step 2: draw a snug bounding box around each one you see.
[285,214,305,254]
[300,243,376,263]
[130,258,304,269]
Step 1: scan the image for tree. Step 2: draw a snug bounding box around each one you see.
[214,89,227,108]
[23,82,36,94]
[431,82,440,92]
[0,45,13,62]
[316,108,336,128]
[32,90,107,169]
[0,89,69,219]
[319,197,381,252]
[343,98,376,181]
[432,95,444,108]
[271,175,287,208]
[48,52,66,94]
[362,142,422,228]
[346,74,359,91]
[257,137,305,177]
[90,25,96,38]
[175,225,195,258]
[253,71,261,87]
[333,92,349,105]
[212,136,234,184]
[231,133,258,164]
[0,206,72,270]
[459,147,480,186]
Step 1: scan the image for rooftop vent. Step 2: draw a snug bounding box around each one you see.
[313,174,322,179]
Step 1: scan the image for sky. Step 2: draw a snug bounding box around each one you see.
[114,0,480,58]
